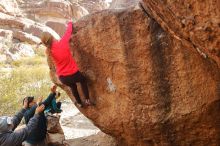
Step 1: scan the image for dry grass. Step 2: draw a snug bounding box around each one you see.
[1,50,70,115]
[0,56,52,115]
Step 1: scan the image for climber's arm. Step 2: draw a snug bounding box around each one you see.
[61,21,73,42]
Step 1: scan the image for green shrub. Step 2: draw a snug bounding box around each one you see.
[0,54,68,115]
[11,56,47,67]
[0,64,52,115]
[0,55,53,115]
[34,45,46,57]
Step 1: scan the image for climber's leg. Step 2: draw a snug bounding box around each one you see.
[69,83,83,105]
[79,76,92,106]
[71,71,92,105]
[59,75,83,105]
[74,72,90,99]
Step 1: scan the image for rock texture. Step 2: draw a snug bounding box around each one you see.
[0,29,34,62]
[140,0,220,68]
[0,0,110,44]
[9,43,35,57]
[47,5,220,146]
[110,0,139,8]
[15,0,110,37]
[74,0,110,13]
[18,0,89,22]
[0,12,60,44]
[46,21,66,37]
[64,132,116,146]
[0,0,22,16]
[0,1,60,62]
[47,115,65,146]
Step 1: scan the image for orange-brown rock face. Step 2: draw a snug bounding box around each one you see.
[47,6,220,146]
[140,0,220,68]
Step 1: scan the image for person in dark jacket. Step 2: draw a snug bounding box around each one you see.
[0,99,45,146]
[23,85,57,146]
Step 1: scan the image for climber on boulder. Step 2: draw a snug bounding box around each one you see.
[40,21,92,108]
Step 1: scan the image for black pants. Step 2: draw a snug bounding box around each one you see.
[59,71,90,104]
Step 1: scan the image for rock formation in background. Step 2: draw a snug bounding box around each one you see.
[0,0,22,16]
[47,1,220,146]
[73,0,110,13]
[0,0,62,62]
[0,12,60,43]
[17,0,110,36]
[0,10,60,62]
[110,0,139,8]
[18,0,89,21]
[0,0,110,45]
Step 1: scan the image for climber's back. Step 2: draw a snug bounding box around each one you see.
[41,22,79,77]
[51,39,79,77]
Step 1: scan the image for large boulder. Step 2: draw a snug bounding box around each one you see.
[140,0,220,68]
[47,6,220,146]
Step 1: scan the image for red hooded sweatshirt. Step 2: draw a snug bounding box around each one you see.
[51,22,79,77]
